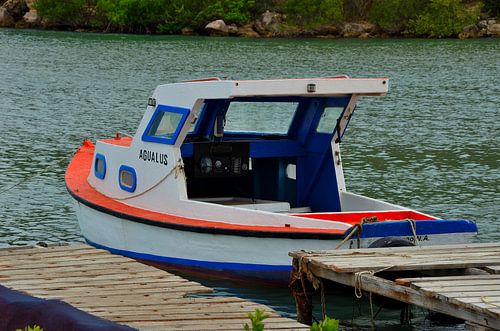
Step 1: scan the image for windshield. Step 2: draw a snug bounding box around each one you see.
[224,101,298,134]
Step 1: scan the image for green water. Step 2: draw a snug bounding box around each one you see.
[0,29,498,329]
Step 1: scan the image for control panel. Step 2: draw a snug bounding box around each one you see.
[193,142,250,178]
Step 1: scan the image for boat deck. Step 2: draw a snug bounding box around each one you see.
[0,244,307,330]
[289,242,500,330]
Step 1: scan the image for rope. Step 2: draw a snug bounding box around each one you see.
[368,292,375,329]
[335,216,379,250]
[0,155,70,196]
[354,270,374,299]
[111,158,184,201]
[319,278,326,319]
[354,265,395,299]
[481,296,500,308]
[406,219,419,246]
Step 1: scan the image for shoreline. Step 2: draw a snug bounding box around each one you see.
[2,22,500,40]
[1,0,498,39]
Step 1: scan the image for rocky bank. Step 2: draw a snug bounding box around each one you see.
[0,0,499,39]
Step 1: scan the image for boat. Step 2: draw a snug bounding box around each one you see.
[65,76,477,283]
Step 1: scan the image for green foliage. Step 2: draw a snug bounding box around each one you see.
[283,0,343,27]
[96,0,167,32]
[158,0,255,34]
[369,0,426,32]
[34,0,88,26]
[407,0,481,37]
[309,316,340,331]
[344,0,373,21]
[195,0,256,25]
[16,325,44,331]
[482,0,499,16]
[243,308,269,331]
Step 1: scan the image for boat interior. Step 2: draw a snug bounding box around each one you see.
[179,96,412,221]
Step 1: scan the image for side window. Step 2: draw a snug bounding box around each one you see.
[94,154,106,179]
[142,104,190,144]
[119,165,137,192]
[316,107,345,133]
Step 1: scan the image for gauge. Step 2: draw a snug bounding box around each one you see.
[200,157,212,174]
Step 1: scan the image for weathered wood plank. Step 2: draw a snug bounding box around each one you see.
[396,274,500,286]
[443,291,500,298]
[308,257,500,273]
[484,266,500,274]
[289,243,500,258]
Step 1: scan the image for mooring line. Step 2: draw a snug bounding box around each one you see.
[0,155,70,196]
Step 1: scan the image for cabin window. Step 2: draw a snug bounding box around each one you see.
[224,102,297,134]
[316,106,345,133]
[94,154,106,179]
[119,165,137,192]
[142,104,190,145]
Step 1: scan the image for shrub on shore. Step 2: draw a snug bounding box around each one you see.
[26,0,498,37]
[407,0,482,37]
[283,0,343,27]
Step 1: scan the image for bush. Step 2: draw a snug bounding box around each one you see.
[158,0,255,34]
[369,0,426,33]
[195,0,256,26]
[283,0,343,27]
[483,0,500,17]
[243,308,269,331]
[343,0,373,21]
[96,0,167,33]
[310,316,340,331]
[34,0,88,26]
[407,0,481,37]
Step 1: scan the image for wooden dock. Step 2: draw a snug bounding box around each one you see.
[289,242,500,330]
[0,244,307,330]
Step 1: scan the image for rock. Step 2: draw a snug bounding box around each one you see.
[181,27,194,35]
[2,0,28,19]
[359,32,370,39]
[22,8,39,25]
[478,20,488,29]
[24,0,34,9]
[487,23,500,37]
[227,24,239,35]
[0,7,14,27]
[313,23,341,37]
[237,24,259,37]
[487,19,496,25]
[459,25,480,39]
[254,10,282,35]
[205,19,228,36]
[342,22,376,38]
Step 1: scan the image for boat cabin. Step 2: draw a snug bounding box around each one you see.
[88,77,404,220]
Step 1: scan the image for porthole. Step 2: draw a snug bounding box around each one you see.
[119,165,137,193]
[94,154,106,180]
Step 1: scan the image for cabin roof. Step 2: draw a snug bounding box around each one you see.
[152,76,389,108]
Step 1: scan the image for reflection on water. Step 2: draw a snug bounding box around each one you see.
[0,29,498,328]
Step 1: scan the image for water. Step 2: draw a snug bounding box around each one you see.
[0,29,498,328]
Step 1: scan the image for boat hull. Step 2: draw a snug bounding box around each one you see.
[73,200,476,284]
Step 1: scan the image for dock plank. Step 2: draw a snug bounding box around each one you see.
[0,245,308,330]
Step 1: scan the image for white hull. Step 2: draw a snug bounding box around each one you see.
[74,201,476,282]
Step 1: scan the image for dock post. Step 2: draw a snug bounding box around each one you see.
[290,257,313,325]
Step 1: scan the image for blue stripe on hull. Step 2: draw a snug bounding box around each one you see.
[358,219,477,238]
[85,238,292,272]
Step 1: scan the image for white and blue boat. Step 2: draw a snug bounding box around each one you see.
[66,76,477,282]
